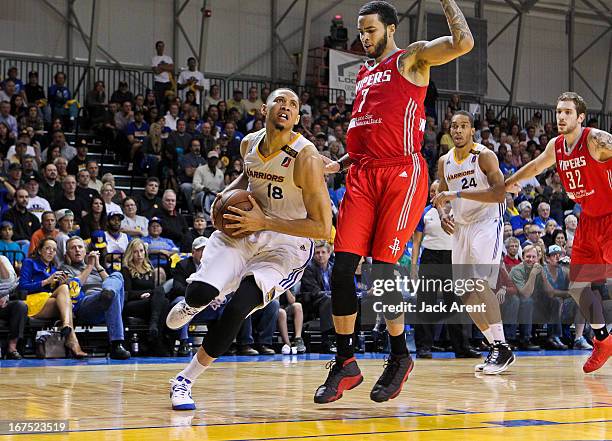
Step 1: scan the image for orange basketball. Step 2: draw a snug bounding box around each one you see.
[213,189,255,239]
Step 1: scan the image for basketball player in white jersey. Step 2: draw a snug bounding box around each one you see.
[432,110,515,374]
[165,88,332,410]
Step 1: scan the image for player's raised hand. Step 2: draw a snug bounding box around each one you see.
[224,195,266,236]
[320,155,341,174]
[432,191,457,207]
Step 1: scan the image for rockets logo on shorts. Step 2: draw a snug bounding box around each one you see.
[388,237,402,256]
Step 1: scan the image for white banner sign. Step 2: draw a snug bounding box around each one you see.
[328,49,364,104]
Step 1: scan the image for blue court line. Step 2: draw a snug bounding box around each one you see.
[2,404,610,436]
[0,350,592,368]
[484,419,561,427]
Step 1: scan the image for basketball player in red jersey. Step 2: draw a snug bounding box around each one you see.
[506,92,612,373]
[315,0,474,404]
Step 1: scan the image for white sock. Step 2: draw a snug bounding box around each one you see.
[490,323,506,343]
[481,328,495,344]
[178,355,208,382]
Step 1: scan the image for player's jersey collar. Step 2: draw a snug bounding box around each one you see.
[364,48,402,71]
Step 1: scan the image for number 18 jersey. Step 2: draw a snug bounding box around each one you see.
[243,128,309,221]
[444,143,504,224]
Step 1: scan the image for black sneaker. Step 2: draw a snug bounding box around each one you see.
[370,353,414,403]
[177,340,192,357]
[314,357,363,404]
[455,347,482,358]
[416,349,432,359]
[237,345,259,356]
[254,344,275,355]
[482,342,516,375]
[292,337,307,354]
[110,343,131,360]
[5,350,22,360]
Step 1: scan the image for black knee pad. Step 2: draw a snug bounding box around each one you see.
[331,252,361,316]
[202,276,262,358]
[185,281,220,308]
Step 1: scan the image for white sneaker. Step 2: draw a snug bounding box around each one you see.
[482,342,516,375]
[166,300,205,330]
[474,361,487,372]
[170,376,196,410]
[574,336,593,350]
[475,346,494,372]
[291,345,298,355]
[281,344,291,355]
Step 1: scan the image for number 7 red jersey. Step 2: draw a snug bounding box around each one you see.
[554,127,612,217]
[346,49,428,161]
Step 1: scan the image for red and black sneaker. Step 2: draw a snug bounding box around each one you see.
[314,357,364,404]
[370,353,414,403]
[583,334,612,373]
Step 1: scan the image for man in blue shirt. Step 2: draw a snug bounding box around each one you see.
[126,110,150,145]
[510,200,532,243]
[141,217,179,267]
[532,202,551,230]
[48,72,71,122]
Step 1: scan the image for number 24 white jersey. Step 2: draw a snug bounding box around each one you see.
[443,143,505,225]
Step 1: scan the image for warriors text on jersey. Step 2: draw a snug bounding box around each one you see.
[444,143,505,224]
[554,127,612,217]
[346,49,428,161]
[243,128,309,221]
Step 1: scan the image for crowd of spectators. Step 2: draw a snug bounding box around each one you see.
[0,45,608,359]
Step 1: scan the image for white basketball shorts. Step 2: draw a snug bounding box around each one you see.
[187,230,314,309]
[451,217,504,287]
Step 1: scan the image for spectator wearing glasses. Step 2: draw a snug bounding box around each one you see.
[19,237,88,358]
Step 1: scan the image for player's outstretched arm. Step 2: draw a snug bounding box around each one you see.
[587,128,612,161]
[322,153,353,175]
[433,150,505,205]
[399,0,473,76]
[505,138,556,191]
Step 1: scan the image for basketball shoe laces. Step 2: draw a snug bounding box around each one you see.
[378,356,401,386]
[171,378,192,399]
[323,359,344,386]
[487,344,501,364]
[179,302,203,318]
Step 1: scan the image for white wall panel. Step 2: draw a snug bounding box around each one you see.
[0,0,609,111]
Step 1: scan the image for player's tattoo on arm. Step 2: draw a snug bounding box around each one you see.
[590,129,612,152]
[398,42,428,72]
[440,0,472,47]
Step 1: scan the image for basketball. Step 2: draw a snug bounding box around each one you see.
[213,189,255,238]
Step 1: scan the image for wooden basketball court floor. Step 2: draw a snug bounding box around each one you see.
[0,352,610,441]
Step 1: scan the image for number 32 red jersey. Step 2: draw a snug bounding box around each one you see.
[554,127,612,217]
[346,49,428,161]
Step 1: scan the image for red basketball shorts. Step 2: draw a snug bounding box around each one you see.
[334,154,428,263]
[569,212,612,282]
